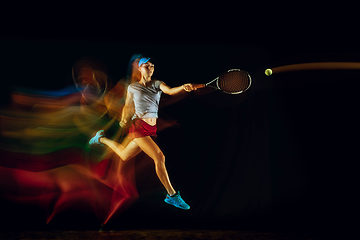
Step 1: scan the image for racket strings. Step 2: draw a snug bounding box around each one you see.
[218,71,251,93]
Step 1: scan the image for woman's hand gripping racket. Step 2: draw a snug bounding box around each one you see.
[193,69,252,94]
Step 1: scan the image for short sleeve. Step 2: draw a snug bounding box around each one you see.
[127,84,133,95]
[154,80,164,91]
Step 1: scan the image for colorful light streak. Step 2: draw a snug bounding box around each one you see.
[0,66,138,226]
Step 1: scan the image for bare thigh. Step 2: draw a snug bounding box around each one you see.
[120,140,142,160]
[133,136,164,162]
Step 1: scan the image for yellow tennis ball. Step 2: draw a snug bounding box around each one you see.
[265,69,273,76]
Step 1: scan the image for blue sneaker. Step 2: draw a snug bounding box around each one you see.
[164,191,190,210]
[89,130,104,146]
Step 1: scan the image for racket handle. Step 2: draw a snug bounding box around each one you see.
[193,83,206,89]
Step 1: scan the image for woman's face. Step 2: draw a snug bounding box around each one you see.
[139,61,155,78]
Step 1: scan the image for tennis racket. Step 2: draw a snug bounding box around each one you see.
[194,69,252,94]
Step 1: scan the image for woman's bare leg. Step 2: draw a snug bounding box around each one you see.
[100,135,176,196]
[100,137,142,161]
[133,136,176,196]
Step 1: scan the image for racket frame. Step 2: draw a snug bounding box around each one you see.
[205,69,252,94]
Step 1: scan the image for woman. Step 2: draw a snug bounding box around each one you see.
[89,57,196,210]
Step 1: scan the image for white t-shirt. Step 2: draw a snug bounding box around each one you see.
[127,80,163,119]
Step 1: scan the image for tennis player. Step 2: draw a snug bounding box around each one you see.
[89,57,196,210]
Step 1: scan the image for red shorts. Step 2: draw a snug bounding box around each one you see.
[128,119,157,139]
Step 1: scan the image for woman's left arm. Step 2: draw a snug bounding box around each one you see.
[160,82,197,95]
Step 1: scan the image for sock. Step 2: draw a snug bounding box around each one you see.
[169,192,178,197]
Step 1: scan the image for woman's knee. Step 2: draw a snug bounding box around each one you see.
[121,154,130,161]
[154,151,165,165]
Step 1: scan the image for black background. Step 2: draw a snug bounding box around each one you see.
[0,3,358,238]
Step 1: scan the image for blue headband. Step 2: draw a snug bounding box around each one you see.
[138,57,151,67]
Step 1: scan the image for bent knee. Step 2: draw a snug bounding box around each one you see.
[154,151,165,164]
[121,155,130,161]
